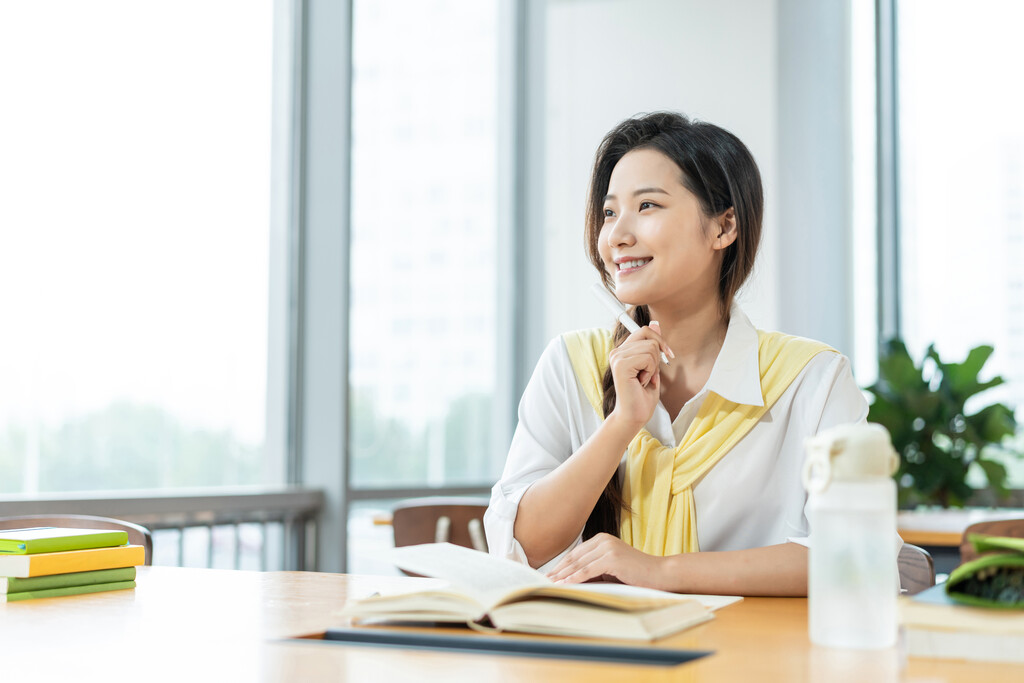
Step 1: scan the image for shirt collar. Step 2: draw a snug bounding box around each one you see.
[704,304,764,407]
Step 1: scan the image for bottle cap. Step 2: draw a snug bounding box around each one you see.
[802,423,899,493]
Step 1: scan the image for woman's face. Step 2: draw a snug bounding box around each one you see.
[597,148,728,311]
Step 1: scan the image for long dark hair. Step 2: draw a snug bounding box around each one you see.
[581,112,764,540]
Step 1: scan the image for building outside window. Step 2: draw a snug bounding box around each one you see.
[346,0,511,572]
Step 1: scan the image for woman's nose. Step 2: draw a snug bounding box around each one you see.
[606,212,636,247]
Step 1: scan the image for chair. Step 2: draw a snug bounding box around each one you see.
[391,497,489,553]
[960,518,1024,564]
[0,514,153,565]
[897,543,935,595]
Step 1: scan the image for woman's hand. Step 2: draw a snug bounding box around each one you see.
[607,321,670,430]
[547,533,665,588]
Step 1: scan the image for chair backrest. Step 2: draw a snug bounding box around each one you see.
[391,497,489,553]
[960,519,1024,564]
[0,514,153,565]
[897,542,935,595]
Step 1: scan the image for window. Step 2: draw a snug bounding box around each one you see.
[0,1,284,492]
[347,0,511,572]
[889,0,1024,484]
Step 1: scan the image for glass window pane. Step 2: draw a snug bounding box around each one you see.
[349,0,505,488]
[347,499,403,576]
[0,1,279,492]
[897,0,1024,482]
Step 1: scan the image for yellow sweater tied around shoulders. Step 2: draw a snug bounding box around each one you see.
[563,327,834,557]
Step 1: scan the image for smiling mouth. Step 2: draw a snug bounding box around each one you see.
[616,258,651,273]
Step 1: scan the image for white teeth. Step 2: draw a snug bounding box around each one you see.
[618,258,650,270]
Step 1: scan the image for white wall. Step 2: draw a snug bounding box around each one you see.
[535,0,859,368]
[540,0,780,349]
[775,0,855,356]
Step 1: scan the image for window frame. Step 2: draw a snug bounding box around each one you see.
[289,0,536,571]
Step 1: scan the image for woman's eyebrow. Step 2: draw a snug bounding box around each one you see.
[632,187,669,196]
[603,187,669,203]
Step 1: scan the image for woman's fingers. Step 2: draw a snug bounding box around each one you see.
[549,534,661,588]
[606,324,667,426]
[610,342,660,386]
[549,537,610,583]
[648,321,675,361]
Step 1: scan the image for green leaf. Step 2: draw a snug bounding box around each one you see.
[938,345,1005,404]
[975,458,1010,498]
[877,340,927,394]
[865,337,1024,508]
[867,395,914,446]
[966,403,1018,443]
[944,345,994,390]
[904,390,942,422]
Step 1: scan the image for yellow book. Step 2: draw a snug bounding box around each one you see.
[0,545,145,578]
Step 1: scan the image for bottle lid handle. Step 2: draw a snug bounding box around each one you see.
[802,452,832,493]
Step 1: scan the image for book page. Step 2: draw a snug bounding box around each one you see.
[389,544,746,613]
[489,598,713,641]
[540,582,743,612]
[390,543,550,606]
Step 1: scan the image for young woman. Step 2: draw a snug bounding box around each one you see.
[483,112,868,596]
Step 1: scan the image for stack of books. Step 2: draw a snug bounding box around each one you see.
[900,582,1024,663]
[0,527,145,602]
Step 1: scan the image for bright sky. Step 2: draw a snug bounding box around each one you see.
[0,1,272,444]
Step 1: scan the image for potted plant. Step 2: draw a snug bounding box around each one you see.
[864,340,1020,508]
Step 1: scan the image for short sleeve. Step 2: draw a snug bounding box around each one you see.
[483,337,584,566]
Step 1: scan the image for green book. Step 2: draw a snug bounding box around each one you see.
[0,580,136,602]
[0,566,136,594]
[0,527,129,555]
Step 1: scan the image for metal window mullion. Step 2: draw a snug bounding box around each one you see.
[337,0,355,575]
[876,0,901,344]
[286,0,308,492]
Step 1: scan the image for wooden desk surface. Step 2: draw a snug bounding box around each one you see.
[1,566,1020,682]
[898,508,1024,547]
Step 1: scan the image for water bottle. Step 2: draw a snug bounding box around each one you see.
[802,423,900,649]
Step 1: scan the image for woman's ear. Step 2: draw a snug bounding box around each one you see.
[712,207,738,250]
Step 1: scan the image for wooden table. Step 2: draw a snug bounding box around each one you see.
[1,566,1020,681]
[898,508,1024,574]
[898,509,1024,547]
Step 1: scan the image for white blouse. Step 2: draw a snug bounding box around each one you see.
[484,306,870,573]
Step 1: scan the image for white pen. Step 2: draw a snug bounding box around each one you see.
[590,282,671,365]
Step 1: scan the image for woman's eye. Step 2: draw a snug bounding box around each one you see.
[639,201,655,211]
[604,208,615,218]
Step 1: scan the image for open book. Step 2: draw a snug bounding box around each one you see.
[341,543,741,641]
